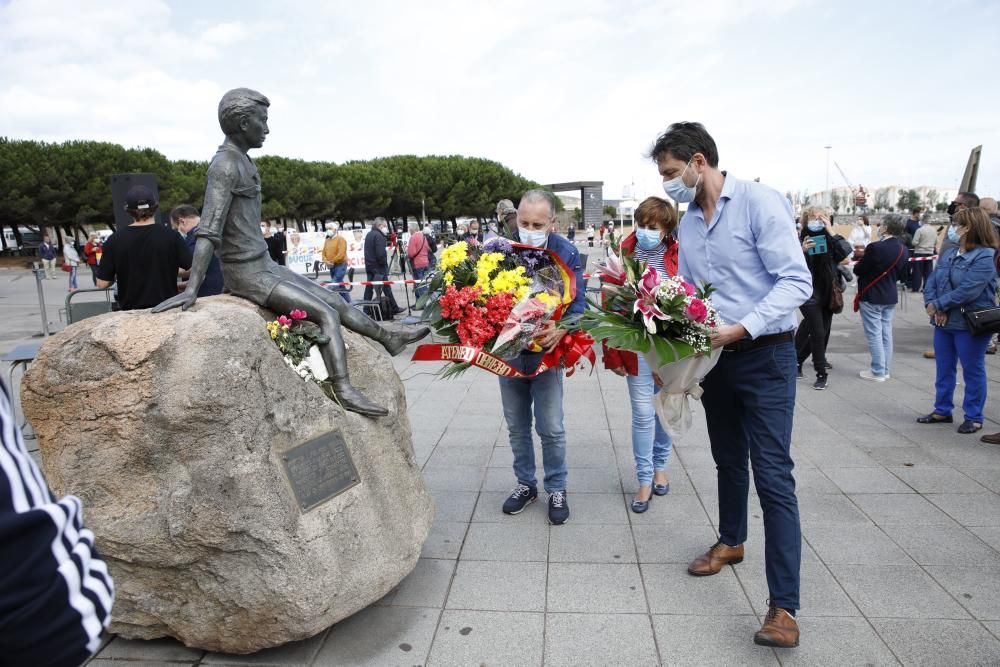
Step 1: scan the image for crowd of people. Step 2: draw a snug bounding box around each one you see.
[8,115,1000,662]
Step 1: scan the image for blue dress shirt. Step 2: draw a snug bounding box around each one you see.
[677,174,812,339]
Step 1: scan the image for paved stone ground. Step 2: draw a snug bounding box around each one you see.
[5,264,1000,665]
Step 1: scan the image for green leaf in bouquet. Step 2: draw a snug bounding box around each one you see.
[649,335,696,366]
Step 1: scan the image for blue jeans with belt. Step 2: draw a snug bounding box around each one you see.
[626,354,673,486]
[933,327,991,423]
[701,339,801,611]
[498,365,567,493]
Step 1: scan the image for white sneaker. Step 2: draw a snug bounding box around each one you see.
[859,370,887,382]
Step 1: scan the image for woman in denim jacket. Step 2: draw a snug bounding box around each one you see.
[919,207,999,433]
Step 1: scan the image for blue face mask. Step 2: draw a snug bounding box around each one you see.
[661,159,700,203]
[518,228,548,248]
[635,227,662,250]
[947,226,960,243]
[807,220,824,232]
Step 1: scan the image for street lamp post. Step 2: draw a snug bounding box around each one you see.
[824,145,832,207]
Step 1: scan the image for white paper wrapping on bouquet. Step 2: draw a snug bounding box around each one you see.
[643,348,722,439]
[307,345,330,381]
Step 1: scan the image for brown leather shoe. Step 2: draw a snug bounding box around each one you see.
[687,540,744,576]
[981,432,1000,445]
[754,606,799,648]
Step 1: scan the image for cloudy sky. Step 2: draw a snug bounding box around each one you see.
[2,0,998,202]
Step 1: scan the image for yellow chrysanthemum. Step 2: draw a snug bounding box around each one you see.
[444,270,454,285]
[514,285,530,302]
[439,241,468,271]
[474,252,505,295]
[490,267,530,296]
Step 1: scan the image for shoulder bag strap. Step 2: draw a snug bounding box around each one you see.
[858,245,904,301]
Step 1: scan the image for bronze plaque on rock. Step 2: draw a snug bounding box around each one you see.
[281,431,360,512]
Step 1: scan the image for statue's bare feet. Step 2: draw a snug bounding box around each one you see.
[330,378,389,417]
[383,326,431,356]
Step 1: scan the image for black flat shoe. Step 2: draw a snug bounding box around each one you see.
[630,498,650,513]
[652,481,670,496]
[958,420,983,434]
[916,413,953,424]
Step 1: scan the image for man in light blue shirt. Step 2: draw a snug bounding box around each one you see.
[651,122,810,649]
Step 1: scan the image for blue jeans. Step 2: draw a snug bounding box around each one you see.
[498,368,567,492]
[626,354,673,486]
[701,341,801,611]
[933,327,991,423]
[328,263,350,303]
[68,265,78,290]
[859,301,896,376]
[412,266,428,300]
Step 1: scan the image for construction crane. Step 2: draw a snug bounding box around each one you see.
[834,161,867,209]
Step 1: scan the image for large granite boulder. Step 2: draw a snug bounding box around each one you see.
[21,296,433,653]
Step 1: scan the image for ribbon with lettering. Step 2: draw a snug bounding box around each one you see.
[411,331,595,380]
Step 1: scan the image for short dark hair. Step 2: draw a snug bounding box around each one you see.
[958,192,980,206]
[169,204,199,223]
[647,122,719,167]
[634,196,678,234]
[911,207,922,215]
[127,205,158,221]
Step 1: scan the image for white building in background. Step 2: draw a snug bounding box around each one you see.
[806,185,957,213]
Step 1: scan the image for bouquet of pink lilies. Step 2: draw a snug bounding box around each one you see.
[581,239,724,437]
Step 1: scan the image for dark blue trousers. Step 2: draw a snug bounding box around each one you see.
[701,340,801,611]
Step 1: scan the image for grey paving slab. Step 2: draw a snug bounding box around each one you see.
[546,563,646,614]
[889,466,990,493]
[871,618,1000,666]
[544,613,659,667]
[203,630,328,665]
[651,614,779,666]
[446,560,546,612]
[632,524,720,564]
[822,467,914,494]
[850,493,959,526]
[389,558,455,608]
[789,466,842,494]
[959,466,1000,493]
[564,466,623,494]
[924,565,1000,620]
[927,493,1000,526]
[427,490,478,523]
[437,427,494,448]
[548,524,637,563]
[425,444,493,468]
[797,494,874,525]
[421,465,486,492]
[641,564,753,615]
[98,637,204,661]
[562,444,617,468]
[428,610,544,667]
[315,606,439,667]
[880,523,1000,566]
[865,447,949,467]
[970,526,1000,552]
[420,521,467,560]
[460,522,548,561]
[829,563,971,619]
[562,428,615,448]
[736,562,860,618]
[775,616,899,666]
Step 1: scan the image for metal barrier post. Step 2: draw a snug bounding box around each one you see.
[32,265,50,337]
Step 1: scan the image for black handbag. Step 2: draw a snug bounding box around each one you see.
[961,306,1000,337]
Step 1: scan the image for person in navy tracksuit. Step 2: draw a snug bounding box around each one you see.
[0,380,114,666]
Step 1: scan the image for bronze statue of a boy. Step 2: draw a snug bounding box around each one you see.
[154,88,428,417]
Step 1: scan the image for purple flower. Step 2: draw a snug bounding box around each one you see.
[483,237,513,254]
